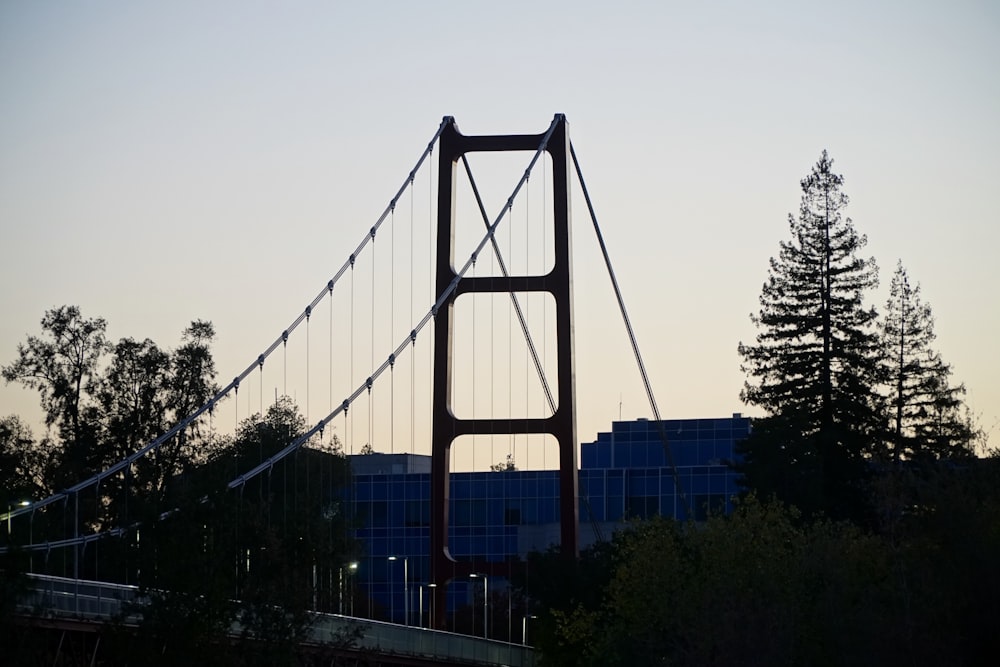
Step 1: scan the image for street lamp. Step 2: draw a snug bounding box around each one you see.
[5,500,30,535]
[470,573,488,639]
[418,584,425,628]
[388,556,409,625]
[339,561,358,615]
[522,614,537,645]
[426,582,437,629]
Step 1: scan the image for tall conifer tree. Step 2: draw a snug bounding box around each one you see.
[881,261,973,461]
[738,151,881,520]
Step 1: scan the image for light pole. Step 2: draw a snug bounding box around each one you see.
[470,573,488,638]
[522,614,537,645]
[339,561,358,615]
[5,500,29,535]
[388,556,409,625]
[426,582,437,629]
[349,562,357,616]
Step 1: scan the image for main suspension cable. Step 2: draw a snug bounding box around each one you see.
[6,117,560,555]
[233,116,559,489]
[5,118,450,525]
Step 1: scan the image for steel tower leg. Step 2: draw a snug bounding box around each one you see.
[429,115,578,629]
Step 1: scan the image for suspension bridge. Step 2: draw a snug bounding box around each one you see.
[2,114,677,664]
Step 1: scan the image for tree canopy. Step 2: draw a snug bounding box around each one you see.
[738,151,882,520]
[1,307,361,664]
[526,483,1000,667]
[881,261,974,461]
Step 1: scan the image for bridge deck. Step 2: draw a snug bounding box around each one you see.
[16,574,536,667]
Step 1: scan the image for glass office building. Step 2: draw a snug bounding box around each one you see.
[348,414,751,625]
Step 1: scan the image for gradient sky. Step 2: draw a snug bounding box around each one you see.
[2,1,998,468]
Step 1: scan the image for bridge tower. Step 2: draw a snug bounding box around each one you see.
[430,115,578,629]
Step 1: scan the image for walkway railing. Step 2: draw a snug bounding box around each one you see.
[16,574,535,667]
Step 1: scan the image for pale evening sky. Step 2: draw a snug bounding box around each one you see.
[1,1,997,470]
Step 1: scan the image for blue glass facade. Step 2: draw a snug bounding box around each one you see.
[347,414,750,624]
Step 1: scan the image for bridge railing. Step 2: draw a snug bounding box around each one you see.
[18,573,140,622]
[312,614,536,666]
[17,574,535,667]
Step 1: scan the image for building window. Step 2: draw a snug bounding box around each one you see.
[369,500,388,527]
[504,506,522,526]
[405,500,429,527]
[453,500,487,527]
[626,495,659,520]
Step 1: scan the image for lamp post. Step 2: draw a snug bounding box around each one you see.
[426,582,437,629]
[5,500,30,535]
[470,573,488,639]
[349,562,357,615]
[522,614,537,645]
[388,556,409,625]
[339,561,358,615]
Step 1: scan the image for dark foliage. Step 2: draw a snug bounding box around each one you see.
[738,151,882,521]
[2,309,361,664]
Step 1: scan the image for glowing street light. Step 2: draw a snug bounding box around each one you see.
[425,582,438,629]
[339,561,358,615]
[388,556,409,625]
[470,573,488,639]
[522,614,537,645]
[5,500,30,534]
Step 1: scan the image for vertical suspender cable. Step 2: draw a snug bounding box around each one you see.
[542,155,548,469]
[525,174,531,469]
[472,253,477,471]
[411,167,416,456]
[491,229,496,471]
[460,157,555,417]
[306,307,311,425]
[350,258,355,456]
[303,310,310,527]
[429,145,434,460]
[508,201,514,464]
[391,202,395,455]
[94,482,99,581]
[370,228,376,452]
[336,284,340,420]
